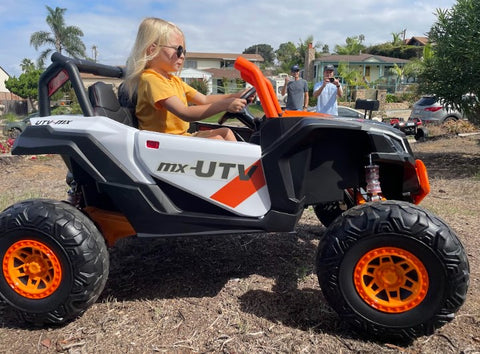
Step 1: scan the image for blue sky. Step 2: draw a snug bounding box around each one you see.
[1,0,457,77]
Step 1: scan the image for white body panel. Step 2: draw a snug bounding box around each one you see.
[30,115,271,217]
[136,131,270,217]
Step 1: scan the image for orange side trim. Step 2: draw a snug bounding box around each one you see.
[281,110,332,118]
[84,207,136,247]
[412,159,430,204]
[210,160,266,208]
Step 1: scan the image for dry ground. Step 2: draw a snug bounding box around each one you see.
[0,135,479,353]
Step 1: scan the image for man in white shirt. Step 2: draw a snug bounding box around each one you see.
[313,65,343,115]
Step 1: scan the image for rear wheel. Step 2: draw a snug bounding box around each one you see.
[414,127,428,142]
[443,116,458,124]
[8,128,21,139]
[317,201,469,341]
[0,199,109,326]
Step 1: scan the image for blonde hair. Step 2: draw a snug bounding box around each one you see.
[124,17,185,99]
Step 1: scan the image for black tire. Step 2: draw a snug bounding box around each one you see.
[442,116,458,124]
[414,127,428,142]
[0,199,109,326]
[316,200,469,341]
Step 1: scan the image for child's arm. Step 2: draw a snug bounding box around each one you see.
[160,93,247,122]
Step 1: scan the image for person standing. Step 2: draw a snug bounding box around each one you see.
[313,65,343,115]
[281,65,309,111]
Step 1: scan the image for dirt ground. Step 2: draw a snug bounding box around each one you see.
[0,135,479,353]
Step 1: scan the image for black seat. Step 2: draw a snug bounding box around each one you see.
[118,82,138,128]
[88,82,136,127]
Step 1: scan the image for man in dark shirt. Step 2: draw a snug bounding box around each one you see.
[281,65,309,111]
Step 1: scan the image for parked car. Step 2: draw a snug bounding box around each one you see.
[307,106,366,119]
[337,106,365,119]
[409,95,464,124]
[2,112,37,138]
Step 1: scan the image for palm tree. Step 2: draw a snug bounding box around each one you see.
[30,6,86,67]
[20,58,36,73]
[334,36,366,55]
[391,32,404,46]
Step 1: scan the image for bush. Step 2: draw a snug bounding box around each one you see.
[0,138,15,154]
[1,113,20,123]
[427,120,478,137]
[189,79,209,95]
[51,105,72,115]
[385,94,400,103]
[443,120,478,134]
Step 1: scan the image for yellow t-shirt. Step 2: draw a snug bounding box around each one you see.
[136,69,198,135]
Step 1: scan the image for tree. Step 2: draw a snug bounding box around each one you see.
[275,36,321,73]
[30,5,86,67]
[275,41,299,72]
[243,44,275,66]
[20,58,37,73]
[337,62,368,101]
[5,65,42,109]
[391,32,404,46]
[388,63,405,91]
[419,0,480,124]
[334,36,366,55]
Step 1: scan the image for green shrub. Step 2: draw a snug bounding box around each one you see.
[385,94,400,103]
[51,105,72,115]
[2,113,20,122]
[190,79,209,95]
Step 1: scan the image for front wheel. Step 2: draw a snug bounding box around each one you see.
[0,199,109,326]
[316,201,469,341]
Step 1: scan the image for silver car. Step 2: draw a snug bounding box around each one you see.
[409,96,463,124]
[337,106,365,119]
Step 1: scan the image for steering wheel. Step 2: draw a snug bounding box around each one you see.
[218,86,257,130]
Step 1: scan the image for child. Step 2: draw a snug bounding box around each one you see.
[124,17,248,141]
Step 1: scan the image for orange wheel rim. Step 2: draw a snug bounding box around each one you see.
[2,239,62,299]
[353,247,429,313]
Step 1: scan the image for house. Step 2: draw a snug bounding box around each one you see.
[310,54,410,92]
[1,66,23,101]
[0,66,25,115]
[184,52,264,94]
[80,52,263,95]
[405,36,429,46]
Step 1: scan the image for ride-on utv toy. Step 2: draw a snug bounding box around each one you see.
[0,53,469,341]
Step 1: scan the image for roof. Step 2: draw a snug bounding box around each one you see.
[180,68,212,79]
[186,52,264,62]
[0,65,10,77]
[203,68,241,80]
[405,36,429,46]
[315,53,410,64]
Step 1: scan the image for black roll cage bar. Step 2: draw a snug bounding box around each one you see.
[38,52,124,117]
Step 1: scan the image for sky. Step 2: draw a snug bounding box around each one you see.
[0,0,458,77]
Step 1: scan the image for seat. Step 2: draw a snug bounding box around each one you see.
[117,82,138,128]
[88,82,136,127]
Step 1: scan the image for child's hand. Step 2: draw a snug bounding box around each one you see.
[227,98,247,113]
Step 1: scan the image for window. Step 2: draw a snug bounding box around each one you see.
[184,60,197,69]
[220,60,235,69]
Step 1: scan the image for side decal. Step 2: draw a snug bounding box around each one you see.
[210,160,266,208]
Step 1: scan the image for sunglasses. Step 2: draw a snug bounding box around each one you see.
[160,45,186,57]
